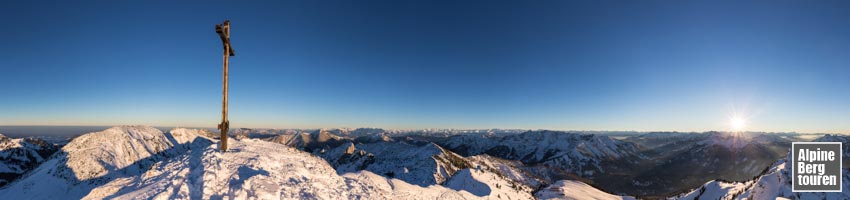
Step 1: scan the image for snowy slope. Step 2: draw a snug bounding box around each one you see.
[0,126,202,199]
[0,133,59,186]
[466,154,546,188]
[673,157,850,200]
[320,141,536,199]
[444,168,535,200]
[320,141,472,186]
[60,126,176,181]
[672,180,752,200]
[536,180,636,200]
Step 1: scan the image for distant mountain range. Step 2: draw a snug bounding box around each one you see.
[0,126,847,199]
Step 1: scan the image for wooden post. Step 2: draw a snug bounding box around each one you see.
[216,20,235,152]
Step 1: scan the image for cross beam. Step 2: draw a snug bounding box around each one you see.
[216,20,234,152]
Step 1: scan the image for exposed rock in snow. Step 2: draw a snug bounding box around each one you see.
[321,141,471,186]
[0,133,59,186]
[264,133,296,144]
[466,154,546,188]
[440,130,643,177]
[344,143,357,154]
[267,129,346,152]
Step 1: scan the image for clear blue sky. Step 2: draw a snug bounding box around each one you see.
[1,1,849,133]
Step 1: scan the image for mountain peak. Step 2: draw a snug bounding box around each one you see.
[59,125,173,181]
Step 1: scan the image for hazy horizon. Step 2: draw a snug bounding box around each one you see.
[0,125,843,137]
[3,1,849,133]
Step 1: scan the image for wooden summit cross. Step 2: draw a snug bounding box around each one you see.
[216,20,234,152]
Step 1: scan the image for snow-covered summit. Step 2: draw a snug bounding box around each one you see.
[58,125,176,181]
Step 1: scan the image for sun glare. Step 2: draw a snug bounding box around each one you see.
[730,116,746,132]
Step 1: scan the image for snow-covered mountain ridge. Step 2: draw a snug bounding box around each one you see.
[0,133,59,186]
[2,126,845,200]
[0,126,538,199]
[438,130,643,177]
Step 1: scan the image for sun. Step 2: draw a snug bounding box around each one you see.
[729,116,746,132]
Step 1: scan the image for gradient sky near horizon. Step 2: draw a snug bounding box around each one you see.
[2,1,849,133]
